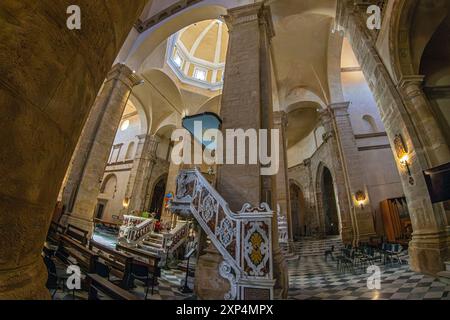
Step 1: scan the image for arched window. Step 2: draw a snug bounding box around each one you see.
[125,141,135,160]
[362,114,378,133]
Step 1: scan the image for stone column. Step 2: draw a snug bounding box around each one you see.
[318,109,354,243]
[160,152,181,224]
[337,0,449,274]
[124,134,160,213]
[0,0,148,299]
[398,76,450,166]
[330,102,376,243]
[196,3,288,300]
[273,111,292,239]
[66,64,143,234]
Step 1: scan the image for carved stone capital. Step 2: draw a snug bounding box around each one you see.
[329,101,350,115]
[106,63,143,89]
[225,3,275,39]
[398,75,425,99]
[273,111,288,127]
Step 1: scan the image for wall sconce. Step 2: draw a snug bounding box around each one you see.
[122,197,130,209]
[394,134,413,182]
[355,190,366,209]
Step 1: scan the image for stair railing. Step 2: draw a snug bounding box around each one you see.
[118,215,154,246]
[162,221,190,254]
[170,168,275,300]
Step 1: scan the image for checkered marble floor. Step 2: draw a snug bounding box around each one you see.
[287,239,450,300]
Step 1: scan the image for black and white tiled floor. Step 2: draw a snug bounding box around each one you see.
[52,233,450,300]
[287,238,450,300]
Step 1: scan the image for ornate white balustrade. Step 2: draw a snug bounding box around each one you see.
[170,168,275,300]
[162,221,190,254]
[277,205,289,244]
[118,215,154,246]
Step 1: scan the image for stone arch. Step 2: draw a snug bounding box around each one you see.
[315,162,341,237]
[126,3,231,70]
[289,179,307,239]
[284,87,327,111]
[100,174,118,198]
[148,173,169,218]
[129,93,150,135]
[389,0,449,83]
[125,141,136,160]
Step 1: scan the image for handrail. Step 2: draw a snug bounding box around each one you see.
[118,215,154,245]
[162,221,189,254]
[170,168,275,300]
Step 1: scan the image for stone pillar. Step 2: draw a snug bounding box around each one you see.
[66,64,143,234]
[318,110,354,243]
[125,134,160,213]
[273,111,292,239]
[337,0,449,274]
[196,3,288,300]
[398,76,450,166]
[329,102,376,243]
[0,0,148,299]
[160,153,181,224]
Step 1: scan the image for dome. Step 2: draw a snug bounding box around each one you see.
[167,19,229,90]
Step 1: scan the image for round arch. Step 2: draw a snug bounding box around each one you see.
[148,173,168,218]
[389,0,449,83]
[126,4,230,70]
[129,93,150,135]
[289,179,307,239]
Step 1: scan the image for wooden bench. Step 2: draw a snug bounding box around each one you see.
[116,244,161,293]
[57,234,98,273]
[46,221,66,245]
[65,224,89,246]
[89,240,133,289]
[86,274,141,300]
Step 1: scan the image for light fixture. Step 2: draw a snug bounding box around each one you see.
[122,197,130,209]
[355,190,366,209]
[394,134,411,177]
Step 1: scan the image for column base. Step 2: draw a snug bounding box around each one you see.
[409,230,449,276]
[340,226,353,244]
[194,245,230,300]
[0,257,50,300]
[272,246,289,299]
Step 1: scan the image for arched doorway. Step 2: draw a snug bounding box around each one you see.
[149,176,167,219]
[321,167,339,236]
[290,182,306,240]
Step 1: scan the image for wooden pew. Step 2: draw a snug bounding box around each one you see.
[46,221,66,245]
[88,240,133,289]
[94,218,121,231]
[57,234,98,273]
[65,224,89,246]
[116,243,161,291]
[86,274,141,300]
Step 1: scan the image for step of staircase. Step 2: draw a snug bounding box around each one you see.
[437,271,450,285]
[139,243,163,256]
[445,261,450,272]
